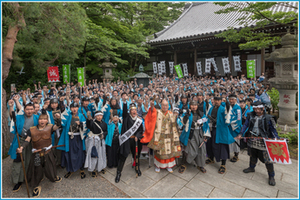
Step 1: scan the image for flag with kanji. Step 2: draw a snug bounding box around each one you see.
[47,66,60,82]
[264,139,292,164]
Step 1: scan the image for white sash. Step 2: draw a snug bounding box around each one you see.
[119,118,143,146]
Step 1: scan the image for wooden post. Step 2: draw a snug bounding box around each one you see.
[228,43,232,77]
[194,49,197,76]
[261,48,265,74]
[174,51,177,65]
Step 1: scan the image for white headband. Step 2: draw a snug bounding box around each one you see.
[95,112,104,117]
[253,105,264,108]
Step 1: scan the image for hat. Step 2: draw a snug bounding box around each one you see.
[82,97,90,102]
[50,98,59,104]
[252,101,264,108]
[94,110,104,117]
[214,96,222,100]
[129,103,137,110]
[173,107,180,113]
[190,101,198,105]
[70,102,80,108]
[32,95,38,99]
[228,94,237,99]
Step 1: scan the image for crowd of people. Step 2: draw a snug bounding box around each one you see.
[6,73,279,198]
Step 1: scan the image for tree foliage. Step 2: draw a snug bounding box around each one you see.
[3,2,186,94]
[214,2,298,50]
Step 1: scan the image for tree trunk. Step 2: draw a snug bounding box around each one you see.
[2,2,26,156]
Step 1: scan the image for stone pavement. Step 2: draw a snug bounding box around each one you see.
[2,149,298,198]
[102,149,299,198]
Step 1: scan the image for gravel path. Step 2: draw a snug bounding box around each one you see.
[2,157,129,198]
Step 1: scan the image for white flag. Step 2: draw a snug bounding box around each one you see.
[182,63,188,76]
[210,58,218,72]
[233,55,242,72]
[222,57,231,74]
[205,59,211,74]
[169,61,174,74]
[153,62,157,74]
[196,61,202,76]
[157,63,162,75]
[160,61,166,73]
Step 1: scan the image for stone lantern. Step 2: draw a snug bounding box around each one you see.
[264,32,298,129]
[131,72,151,87]
[99,58,116,82]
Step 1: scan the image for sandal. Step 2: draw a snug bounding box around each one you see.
[91,171,97,178]
[197,166,207,173]
[205,158,215,164]
[218,165,226,174]
[178,165,186,174]
[155,167,160,173]
[101,169,106,174]
[230,155,239,163]
[55,176,62,182]
[64,172,73,178]
[80,170,86,179]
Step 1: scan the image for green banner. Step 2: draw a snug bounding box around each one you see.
[174,64,183,79]
[62,64,70,84]
[246,60,256,78]
[77,67,85,86]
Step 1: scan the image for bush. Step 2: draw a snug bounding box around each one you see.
[278,128,298,145]
[267,88,279,111]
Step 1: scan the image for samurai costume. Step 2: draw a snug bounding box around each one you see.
[239,102,279,186]
[227,95,243,162]
[44,98,65,166]
[26,123,62,197]
[57,103,88,179]
[8,109,39,192]
[84,111,108,176]
[179,104,210,173]
[206,98,235,174]
[115,103,144,183]
[102,98,122,125]
[106,121,122,168]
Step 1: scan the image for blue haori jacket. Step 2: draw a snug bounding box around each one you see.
[179,112,210,146]
[105,122,122,147]
[207,102,235,145]
[8,114,39,159]
[228,103,242,138]
[101,103,122,125]
[46,110,59,146]
[57,110,87,152]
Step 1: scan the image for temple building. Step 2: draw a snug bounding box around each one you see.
[146,2,298,78]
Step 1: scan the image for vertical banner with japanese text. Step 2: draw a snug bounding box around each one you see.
[182,63,188,77]
[196,61,202,76]
[153,62,157,74]
[62,64,71,84]
[246,60,256,78]
[169,61,174,74]
[222,57,231,74]
[160,61,166,74]
[174,64,183,79]
[77,68,85,86]
[47,66,60,82]
[205,59,211,74]
[233,55,242,72]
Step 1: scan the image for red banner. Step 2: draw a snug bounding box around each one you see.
[264,139,291,164]
[47,66,60,82]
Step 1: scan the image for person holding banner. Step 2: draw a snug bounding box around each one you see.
[115,103,144,183]
[236,101,279,186]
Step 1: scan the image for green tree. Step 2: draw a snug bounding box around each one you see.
[214,2,298,50]
[2,2,87,154]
